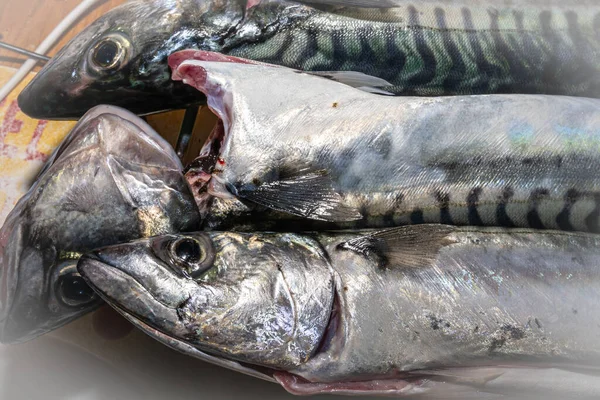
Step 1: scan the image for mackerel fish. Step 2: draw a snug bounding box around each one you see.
[171,54,600,233]
[17,0,600,119]
[0,105,200,344]
[78,225,600,398]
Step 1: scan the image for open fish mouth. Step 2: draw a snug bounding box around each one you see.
[172,51,248,216]
[183,119,231,216]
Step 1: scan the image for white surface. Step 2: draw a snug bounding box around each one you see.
[0,309,340,400]
[2,308,600,399]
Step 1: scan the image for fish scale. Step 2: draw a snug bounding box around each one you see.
[17,0,600,119]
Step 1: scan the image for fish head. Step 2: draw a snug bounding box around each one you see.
[0,105,200,344]
[78,231,335,370]
[174,56,363,223]
[18,0,247,119]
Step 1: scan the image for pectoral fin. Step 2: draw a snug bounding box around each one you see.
[337,224,458,268]
[235,170,362,222]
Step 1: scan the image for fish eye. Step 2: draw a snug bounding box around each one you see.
[56,270,99,308]
[169,236,215,279]
[174,238,203,263]
[87,33,130,72]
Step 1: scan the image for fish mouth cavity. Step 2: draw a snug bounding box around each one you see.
[184,108,235,217]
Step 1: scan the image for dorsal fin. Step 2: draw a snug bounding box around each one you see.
[304,71,393,92]
[337,225,458,268]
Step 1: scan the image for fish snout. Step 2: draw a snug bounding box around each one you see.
[78,240,190,310]
[78,243,187,335]
[18,77,80,120]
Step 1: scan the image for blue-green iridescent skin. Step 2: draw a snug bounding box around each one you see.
[230,1,600,97]
[18,0,600,119]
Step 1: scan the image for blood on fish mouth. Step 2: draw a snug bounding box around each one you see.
[183,118,232,213]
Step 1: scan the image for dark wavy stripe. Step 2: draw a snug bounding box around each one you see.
[513,11,543,81]
[496,187,516,227]
[407,6,437,87]
[434,7,466,92]
[461,7,493,93]
[297,29,319,70]
[565,10,595,88]
[527,188,549,229]
[330,29,348,71]
[355,205,370,229]
[386,26,407,86]
[263,31,294,64]
[435,191,454,225]
[556,189,579,231]
[410,209,425,224]
[382,211,396,227]
[358,25,379,77]
[467,187,484,226]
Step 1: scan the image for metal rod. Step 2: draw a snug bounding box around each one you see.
[176,105,200,159]
[0,41,50,62]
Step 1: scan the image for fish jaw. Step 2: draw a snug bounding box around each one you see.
[172,53,302,218]
[173,55,246,213]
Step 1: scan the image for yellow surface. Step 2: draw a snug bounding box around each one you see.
[0,67,77,225]
[0,66,216,226]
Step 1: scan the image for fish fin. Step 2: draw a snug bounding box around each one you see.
[236,169,362,222]
[355,86,395,96]
[294,0,399,8]
[305,71,392,89]
[337,225,458,268]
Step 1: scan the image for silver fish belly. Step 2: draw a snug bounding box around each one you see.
[77,225,600,397]
[0,105,200,344]
[173,56,600,233]
[17,0,600,119]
